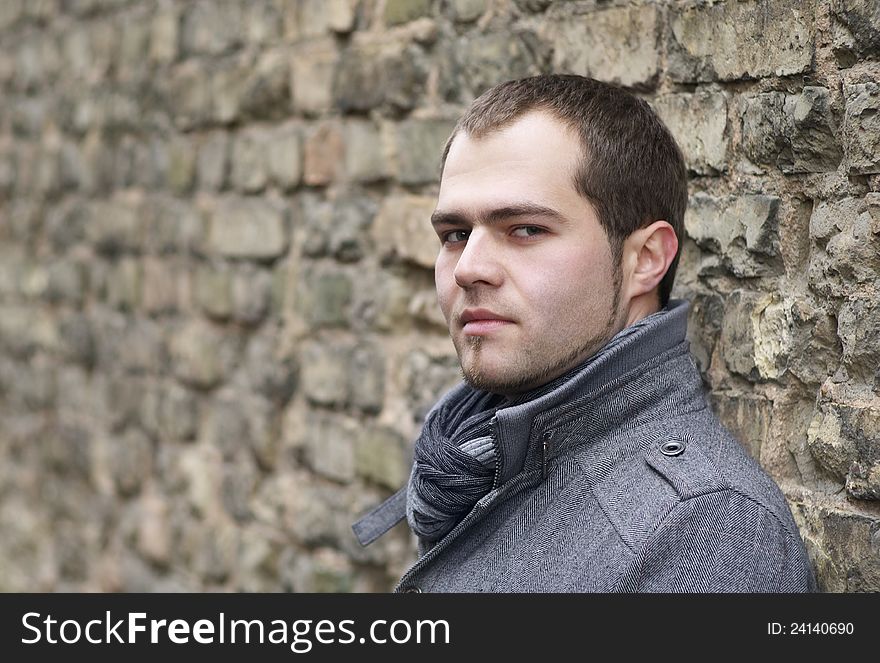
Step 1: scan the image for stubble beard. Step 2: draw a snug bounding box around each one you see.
[454,264,623,396]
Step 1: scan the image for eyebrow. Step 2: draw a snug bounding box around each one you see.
[430,203,570,228]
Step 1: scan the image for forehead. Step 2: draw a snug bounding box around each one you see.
[439,111,585,212]
[444,110,581,175]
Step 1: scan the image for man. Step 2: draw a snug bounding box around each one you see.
[353,74,817,592]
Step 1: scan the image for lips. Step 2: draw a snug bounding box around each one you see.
[459,308,514,336]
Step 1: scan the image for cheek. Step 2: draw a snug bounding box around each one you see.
[434,256,456,316]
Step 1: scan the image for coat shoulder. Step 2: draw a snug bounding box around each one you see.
[570,405,799,551]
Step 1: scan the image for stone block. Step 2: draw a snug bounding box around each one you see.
[244,0,283,46]
[208,197,287,261]
[86,199,142,256]
[230,128,270,193]
[830,0,880,65]
[105,258,142,312]
[231,263,272,326]
[668,0,815,83]
[104,373,148,432]
[46,258,87,305]
[297,266,353,328]
[718,291,792,381]
[118,317,167,374]
[684,291,724,374]
[240,51,291,121]
[345,120,390,183]
[372,194,438,268]
[168,61,213,130]
[837,296,880,382]
[170,319,240,390]
[300,340,351,407]
[141,257,181,315]
[709,394,771,461]
[550,4,660,88]
[449,0,486,23]
[204,395,251,459]
[198,261,236,320]
[843,79,880,174]
[117,11,151,82]
[355,424,408,490]
[349,342,385,413]
[109,428,153,497]
[239,331,298,404]
[393,118,454,184]
[807,398,880,500]
[808,195,880,297]
[685,193,782,277]
[787,297,842,388]
[137,490,171,567]
[143,197,206,256]
[293,0,358,39]
[266,124,301,190]
[291,38,338,115]
[246,396,278,471]
[741,87,842,174]
[212,52,290,125]
[166,137,197,194]
[197,131,229,191]
[333,40,428,113]
[455,31,544,98]
[221,454,257,522]
[303,121,345,185]
[304,412,357,484]
[330,191,379,262]
[150,2,180,64]
[791,502,880,592]
[283,546,355,593]
[385,0,432,26]
[58,312,96,369]
[181,0,243,56]
[402,349,462,422]
[653,89,728,174]
[157,383,199,442]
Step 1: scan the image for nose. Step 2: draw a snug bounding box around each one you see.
[452,227,503,288]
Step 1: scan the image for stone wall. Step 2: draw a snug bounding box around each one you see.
[0,0,877,592]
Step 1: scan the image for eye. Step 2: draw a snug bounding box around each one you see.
[442,229,470,244]
[511,226,546,238]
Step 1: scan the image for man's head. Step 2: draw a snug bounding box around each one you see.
[432,74,687,396]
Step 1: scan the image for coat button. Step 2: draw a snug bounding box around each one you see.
[400,585,422,593]
[660,439,685,457]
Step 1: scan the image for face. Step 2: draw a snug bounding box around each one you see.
[432,111,625,396]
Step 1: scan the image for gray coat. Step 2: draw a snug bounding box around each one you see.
[356,300,818,592]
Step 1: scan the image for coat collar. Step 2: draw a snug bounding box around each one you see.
[490,299,692,485]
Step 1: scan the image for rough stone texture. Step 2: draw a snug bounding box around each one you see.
[685,194,782,277]
[291,38,338,116]
[830,0,880,65]
[669,0,816,83]
[208,197,288,261]
[333,39,428,114]
[741,87,842,174]
[0,0,877,595]
[842,77,880,174]
[808,195,880,298]
[653,90,729,174]
[718,290,793,382]
[372,194,439,268]
[394,118,455,184]
[549,4,660,88]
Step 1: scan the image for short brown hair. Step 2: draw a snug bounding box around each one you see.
[440,74,688,308]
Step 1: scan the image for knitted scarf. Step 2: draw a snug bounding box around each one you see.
[405,308,668,544]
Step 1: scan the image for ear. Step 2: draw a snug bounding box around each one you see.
[622,220,679,302]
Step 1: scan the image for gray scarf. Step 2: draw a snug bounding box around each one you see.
[406,308,668,544]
